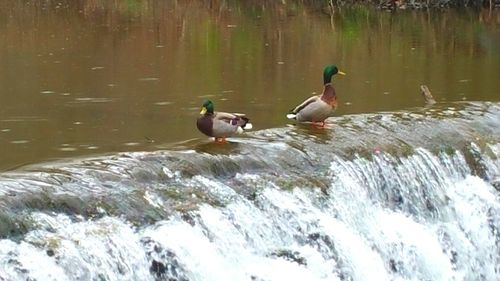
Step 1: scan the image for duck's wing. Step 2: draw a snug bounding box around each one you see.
[215,112,249,126]
[290,95,320,114]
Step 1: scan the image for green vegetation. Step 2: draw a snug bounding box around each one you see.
[331,0,496,9]
[1,0,497,17]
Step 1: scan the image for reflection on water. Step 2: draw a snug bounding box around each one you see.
[0,1,499,170]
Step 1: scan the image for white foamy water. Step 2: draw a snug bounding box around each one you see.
[0,145,498,281]
[138,158,498,281]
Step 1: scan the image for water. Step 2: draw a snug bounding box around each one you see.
[0,101,499,280]
[0,1,499,280]
[0,1,499,169]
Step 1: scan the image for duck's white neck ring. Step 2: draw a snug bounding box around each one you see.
[324,82,332,87]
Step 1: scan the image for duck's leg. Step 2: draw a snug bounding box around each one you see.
[311,121,326,128]
[215,137,227,144]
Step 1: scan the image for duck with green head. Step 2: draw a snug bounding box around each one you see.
[287,64,346,126]
[196,100,253,143]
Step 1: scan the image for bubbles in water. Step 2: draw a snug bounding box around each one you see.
[138,77,159,81]
[154,102,172,106]
[124,142,141,146]
[59,147,77,152]
[71,97,113,104]
[10,140,29,144]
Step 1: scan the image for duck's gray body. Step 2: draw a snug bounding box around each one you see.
[197,112,251,138]
[288,84,338,122]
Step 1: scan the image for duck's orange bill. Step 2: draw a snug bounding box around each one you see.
[200,107,207,114]
[338,71,346,75]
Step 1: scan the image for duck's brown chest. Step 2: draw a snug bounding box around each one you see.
[320,84,338,109]
[196,115,213,137]
[321,95,338,109]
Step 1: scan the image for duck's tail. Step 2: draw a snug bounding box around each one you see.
[286,113,297,120]
[242,122,253,130]
[234,116,252,134]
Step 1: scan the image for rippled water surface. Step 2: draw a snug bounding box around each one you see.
[0,1,499,169]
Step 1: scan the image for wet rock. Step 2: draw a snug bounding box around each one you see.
[491,178,500,191]
[379,184,404,210]
[425,197,436,213]
[250,275,267,281]
[180,213,197,226]
[389,259,397,272]
[150,260,167,275]
[269,249,307,266]
[306,232,354,280]
[392,192,404,206]
[437,229,460,269]
[464,143,490,181]
[450,250,458,265]
[307,232,336,253]
[142,238,190,281]
[46,249,55,257]
[487,207,498,237]
[247,191,258,201]
[308,232,320,240]
[388,258,404,273]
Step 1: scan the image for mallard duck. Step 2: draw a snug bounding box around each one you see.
[196,100,253,143]
[287,64,345,126]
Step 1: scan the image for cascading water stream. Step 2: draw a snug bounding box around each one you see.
[0,102,498,281]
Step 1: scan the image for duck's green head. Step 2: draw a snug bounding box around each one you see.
[200,100,214,114]
[323,64,346,85]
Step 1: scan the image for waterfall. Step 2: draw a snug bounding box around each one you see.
[0,102,499,281]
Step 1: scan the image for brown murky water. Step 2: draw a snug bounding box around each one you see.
[0,1,499,170]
